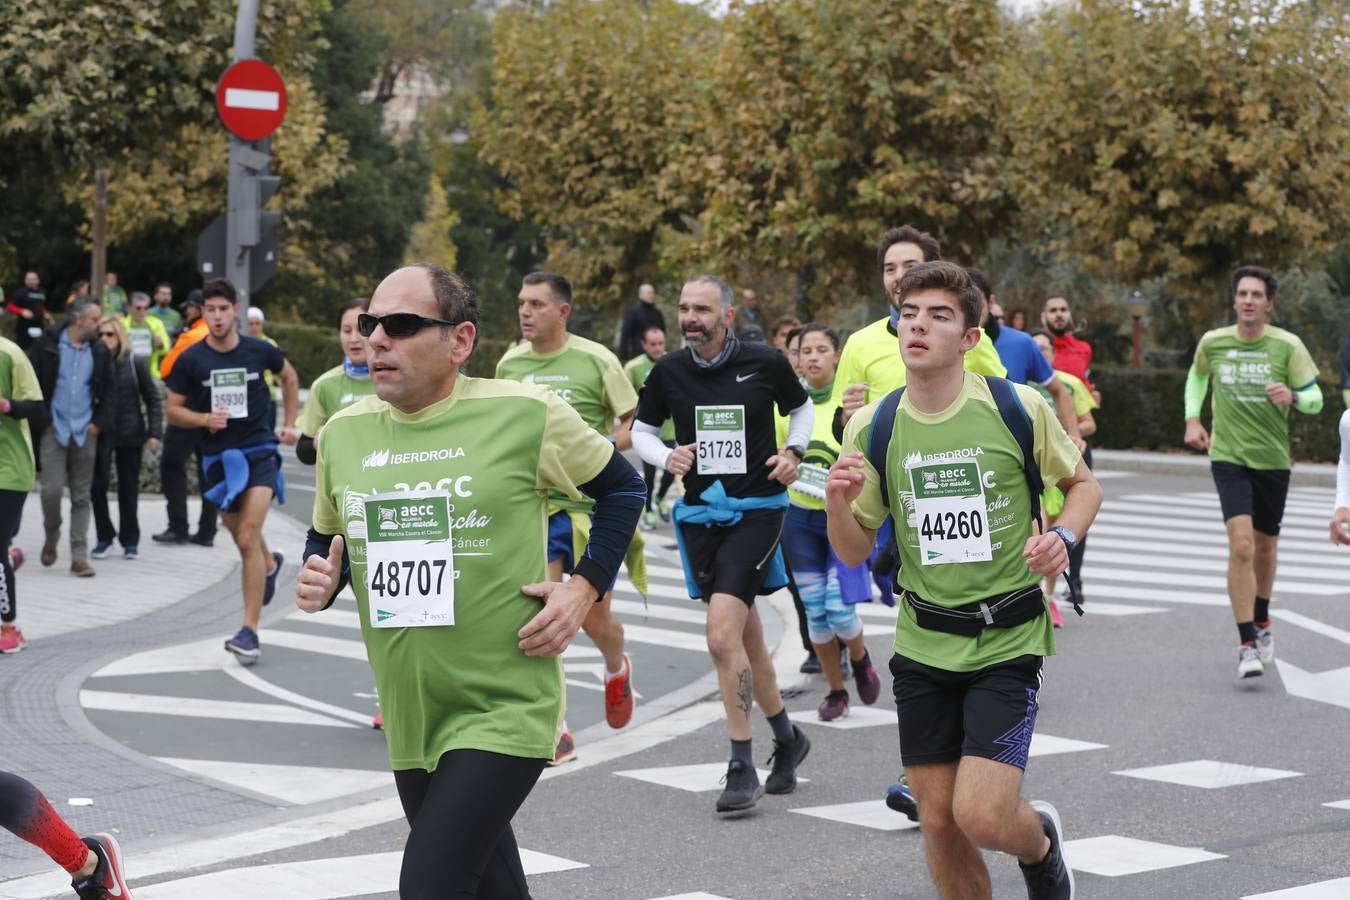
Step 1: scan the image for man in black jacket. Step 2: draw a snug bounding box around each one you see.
[6,272,50,352]
[28,300,113,576]
[617,284,665,362]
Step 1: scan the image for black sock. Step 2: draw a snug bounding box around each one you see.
[851,647,870,666]
[766,707,795,744]
[1237,621,1257,644]
[1254,597,1270,624]
[731,738,753,767]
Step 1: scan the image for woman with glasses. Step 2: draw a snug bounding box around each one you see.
[294,298,375,466]
[90,317,162,561]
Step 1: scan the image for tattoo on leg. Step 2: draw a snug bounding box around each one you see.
[736,667,753,718]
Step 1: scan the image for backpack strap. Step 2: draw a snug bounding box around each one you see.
[867,388,905,509]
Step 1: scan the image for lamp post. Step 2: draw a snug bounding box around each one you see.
[1125,290,1149,368]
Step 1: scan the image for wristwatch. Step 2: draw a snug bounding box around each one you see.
[1048,525,1077,555]
[784,444,805,462]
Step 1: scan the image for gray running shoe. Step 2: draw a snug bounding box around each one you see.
[715,759,762,813]
[1020,800,1074,899]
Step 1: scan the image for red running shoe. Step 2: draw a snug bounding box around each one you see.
[604,655,634,728]
[8,546,23,572]
[372,711,383,730]
[72,832,133,899]
[0,623,26,654]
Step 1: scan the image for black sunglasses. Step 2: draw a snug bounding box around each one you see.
[98,330,118,337]
[357,312,459,338]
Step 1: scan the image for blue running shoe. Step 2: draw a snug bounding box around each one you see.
[224,626,260,666]
[885,776,919,822]
[262,551,284,606]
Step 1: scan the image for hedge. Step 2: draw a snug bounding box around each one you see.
[1091,367,1346,463]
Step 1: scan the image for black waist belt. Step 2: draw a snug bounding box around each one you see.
[902,584,1045,637]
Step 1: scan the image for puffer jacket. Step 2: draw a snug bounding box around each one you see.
[103,352,163,447]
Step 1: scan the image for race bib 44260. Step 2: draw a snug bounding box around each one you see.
[364,490,456,628]
[695,405,747,475]
[908,459,993,566]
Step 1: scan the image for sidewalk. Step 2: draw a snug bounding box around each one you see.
[8,492,309,644]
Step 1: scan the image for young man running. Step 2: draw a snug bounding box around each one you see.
[829,262,1100,900]
[623,325,677,530]
[164,279,299,665]
[1,335,44,653]
[1184,265,1322,678]
[297,264,643,898]
[632,274,814,814]
[496,272,641,757]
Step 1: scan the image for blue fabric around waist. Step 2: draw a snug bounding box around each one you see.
[201,442,285,510]
[671,482,789,599]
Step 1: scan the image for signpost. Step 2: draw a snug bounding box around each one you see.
[198,1,284,317]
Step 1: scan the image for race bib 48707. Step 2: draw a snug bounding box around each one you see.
[695,405,747,475]
[364,490,456,628]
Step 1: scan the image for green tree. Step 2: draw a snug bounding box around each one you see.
[999,0,1350,324]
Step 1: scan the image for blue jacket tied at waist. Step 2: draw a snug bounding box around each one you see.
[201,442,285,510]
[671,481,788,598]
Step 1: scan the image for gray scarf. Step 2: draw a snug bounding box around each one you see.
[688,330,740,371]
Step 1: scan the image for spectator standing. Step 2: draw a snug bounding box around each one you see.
[154,292,217,547]
[123,291,171,376]
[769,315,801,354]
[1041,295,1095,392]
[29,300,112,577]
[1338,332,1350,409]
[738,288,763,331]
[1007,307,1028,331]
[617,283,665,362]
[247,307,279,391]
[149,283,183,338]
[7,271,50,352]
[65,281,92,310]
[90,316,162,561]
[102,272,128,316]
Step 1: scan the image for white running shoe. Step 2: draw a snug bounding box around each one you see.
[1237,644,1263,679]
[1255,624,1274,664]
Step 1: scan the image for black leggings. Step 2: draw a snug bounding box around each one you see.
[394,749,545,900]
[0,490,27,623]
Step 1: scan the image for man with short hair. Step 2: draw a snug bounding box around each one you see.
[149,282,183,338]
[624,325,676,530]
[7,271,50,352]
[770,315,801,354]
[1040,296,1094,394]
[738,288,763,330]
[829,260,1100,900]
[1184,265,1322,679]
[496,271,641,759]
[617,283,665,362]
[123,291,171,376]
[30,299,114,577]
[165,279,300,666]
[248,307,280,390]
[155,290,217,546]
[102,272,127,316]
[632,274,814,814]
[833,226,1007,431]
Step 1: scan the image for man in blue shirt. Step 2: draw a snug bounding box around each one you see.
[29,299,113,577]
[968,269,1082,448]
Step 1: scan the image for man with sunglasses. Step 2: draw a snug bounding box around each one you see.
[496,271,641,763]
[297,264,644,898]
[165,279,299,666]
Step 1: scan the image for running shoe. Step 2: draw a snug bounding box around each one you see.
[799,651,821,674]
[123,546,138,561]
[1047,599,1065,629]
[262,551,283,606]
[853,652,881,705]
[1255,622,1274,664]
[604,655,635,728]
[90,541,113,560]
[1237,643,1263,679]
[72,832,133,900]
[764,724,811,794]
[548,729,576,766]
[715,759,762,813]
[1020,800,1074,900]
[655,497,671,522]
[8,546,23,572]
[818,689,850,721]
[372,711,384,730]
[224,626,261,666]
[151,529,188,545]
[0,623,26,654]
[640,509,657,531]
[885,776,919,821]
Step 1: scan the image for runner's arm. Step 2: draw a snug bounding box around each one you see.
[164,390,209,429]
[301,527,350,611]
[1183,364,1209,421]
[1044,377,1084,445]
[278,360,300,430]
[1051,458,1103,541]
[782,399,813,453]
[1293,380,1323,415]
[0,398,44,418]
[632,419,674,470]
[609,410,634,452]
[1336,411,1350,514]
[572,447,647,596]
[295,435,317,465]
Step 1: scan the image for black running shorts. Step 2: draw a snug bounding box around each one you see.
[889,652,1043,769]
[677,508,785,607]
[1211,460,1291,536]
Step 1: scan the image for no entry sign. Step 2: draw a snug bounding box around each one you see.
[216,60,288,141]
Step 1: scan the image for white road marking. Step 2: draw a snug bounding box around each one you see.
[79,690,355,728]
[615,762,808,792]
[790,799,920,832]
[620,623,709,652]
[789,706,895,730]
[264,629,370,661]
[1113,759,1302,789]
[1243,878,1350,899]
[1029,734,1109,757]
[222,665,375,727]
[90,638,226,677]
[610,597,709,625]
[1063,834,1225,876]
[1274,661,1350,711]
[153,758,393,805]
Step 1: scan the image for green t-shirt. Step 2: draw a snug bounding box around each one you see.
[102,286,127,316]
[496,333,638,513]
[123,314,171,377]
[0,337,42,492]
[297,364,379,438]
[775,389,841,512]
[842,373,1081,672]
[312,376,613,769]
[623,354,675,441]
[150,305,183,336]
[1193,325,1320,470]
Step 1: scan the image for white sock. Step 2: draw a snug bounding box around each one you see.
[604,657,628,682]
